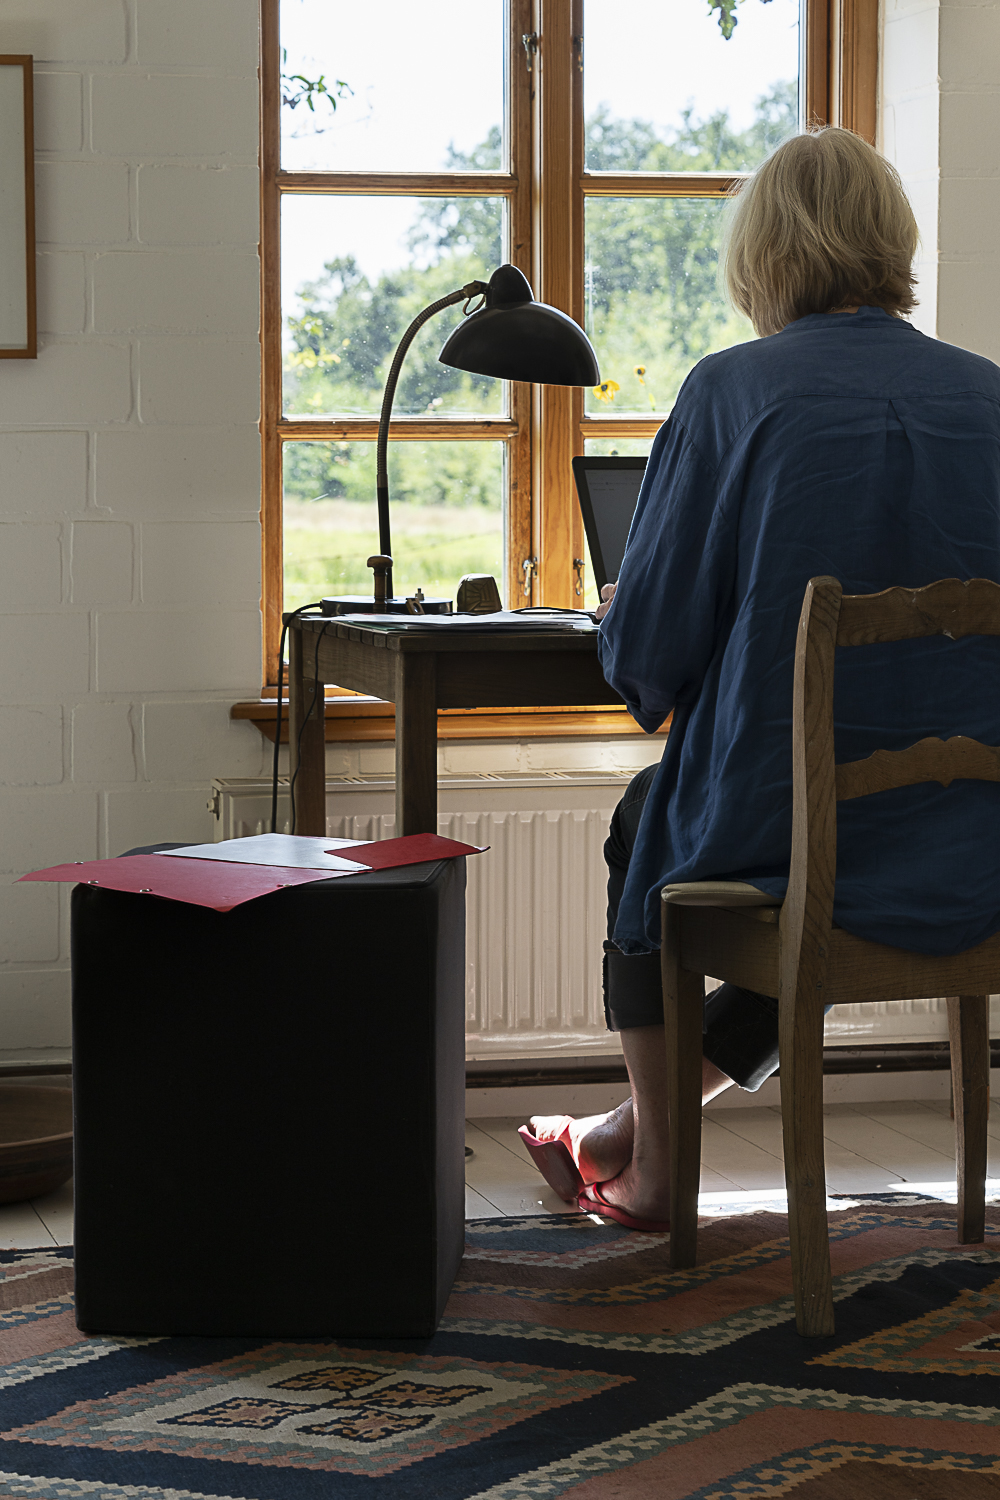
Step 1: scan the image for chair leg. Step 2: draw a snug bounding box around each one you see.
[947,995,989,1244]
[662,906,702,1268]
[780,988,833,1336]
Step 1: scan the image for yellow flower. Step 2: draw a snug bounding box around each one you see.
[633,365,656,410]
[593,379,620,403]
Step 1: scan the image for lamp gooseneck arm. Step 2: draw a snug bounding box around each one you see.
[376,280,487,600]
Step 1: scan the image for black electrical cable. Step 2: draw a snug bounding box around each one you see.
[271,603,323,835]
[288,618,331,836]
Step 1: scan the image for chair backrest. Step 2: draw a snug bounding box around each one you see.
[779,576,1000,1002]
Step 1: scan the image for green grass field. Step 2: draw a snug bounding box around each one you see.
[283,497,504,611]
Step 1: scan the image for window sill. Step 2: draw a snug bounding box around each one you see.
[232,698,670,743]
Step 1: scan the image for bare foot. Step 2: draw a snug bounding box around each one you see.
[591,1154,670,1223]
[528,1100,634,1185]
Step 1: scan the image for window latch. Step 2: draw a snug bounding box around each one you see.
[521,555,538,596]
[522,32,538,73]
[572,34,583,72]
[573,557,585,597]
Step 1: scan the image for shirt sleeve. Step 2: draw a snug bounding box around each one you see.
[597,413,736,732]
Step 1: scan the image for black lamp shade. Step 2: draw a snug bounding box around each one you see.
[439,264,600,386]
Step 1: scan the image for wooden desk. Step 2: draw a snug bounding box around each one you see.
[287,616,624,836]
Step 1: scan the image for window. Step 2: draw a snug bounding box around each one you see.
[259,0,876,685]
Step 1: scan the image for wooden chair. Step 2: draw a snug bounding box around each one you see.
[662,575,1000,1337]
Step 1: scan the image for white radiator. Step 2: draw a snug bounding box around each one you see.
[209,776,985,1060]
[211,775,626,1061]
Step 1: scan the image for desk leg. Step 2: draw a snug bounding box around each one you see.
[288,625,327,836]
[395,654,437,835]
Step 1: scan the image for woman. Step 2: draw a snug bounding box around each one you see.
[522,126,1000,1231]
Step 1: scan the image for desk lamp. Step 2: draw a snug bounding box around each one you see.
[319,264,600,615]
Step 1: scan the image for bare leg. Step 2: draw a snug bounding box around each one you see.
[529,1099,635,1185]
[596,1027,733,1221]
[530,1033,733,1211]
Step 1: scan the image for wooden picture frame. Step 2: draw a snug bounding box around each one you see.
[0,56,35,359]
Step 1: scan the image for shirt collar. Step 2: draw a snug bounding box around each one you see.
[779,306,913,335]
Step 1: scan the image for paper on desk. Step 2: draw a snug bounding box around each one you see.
[339,611,596,632]
[161,834,372,872]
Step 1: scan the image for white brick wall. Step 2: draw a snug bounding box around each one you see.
[882,0,942,335]
[0,0,266,1063]
[937,0,1000,357]
[883,0,1000,362]
[3,0,990,1065]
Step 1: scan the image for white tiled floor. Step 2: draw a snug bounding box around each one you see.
[1,1097,995,1248]
[465,1098,1000,1218]
[0,1177,73,1250]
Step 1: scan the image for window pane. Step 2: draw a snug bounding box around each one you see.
[283,440,505,613]
[583,437,654,457]
[584,197,754,417]
[282,196,506,419]
[585,0,799,173]
[280,0,505,172]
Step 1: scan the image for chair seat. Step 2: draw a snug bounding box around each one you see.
[661,880,780,908]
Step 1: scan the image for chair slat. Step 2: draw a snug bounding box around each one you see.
[837,577,1000,646]
[836,734,1000,801]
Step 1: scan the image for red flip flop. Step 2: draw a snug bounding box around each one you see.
[577,1180,670,1233]
[517,1121,584,1203]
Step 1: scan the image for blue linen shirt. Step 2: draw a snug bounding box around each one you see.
[598,307,1000,957]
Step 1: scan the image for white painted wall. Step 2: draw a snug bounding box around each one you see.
[883,0,1000,360]
[936,0,1000,356]
[882,0,941,332]
[0,0,268,1064]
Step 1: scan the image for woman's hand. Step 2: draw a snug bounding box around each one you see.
[595,582,617,621]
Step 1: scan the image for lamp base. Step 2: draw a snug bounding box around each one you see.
[320,595,453,617]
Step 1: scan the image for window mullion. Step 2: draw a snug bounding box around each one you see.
[837,0,878,141]
[275,171,518,195]
[261,0,283,687]
[805,0,832,125]
[508,0,534,608]
[531,0,580,608]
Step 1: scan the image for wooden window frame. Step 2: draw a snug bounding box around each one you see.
[256,0,877,708]
[259,0,533,692]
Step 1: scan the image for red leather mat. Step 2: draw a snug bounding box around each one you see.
[330,834,486,869]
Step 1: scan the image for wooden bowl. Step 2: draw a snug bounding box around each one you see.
[0,1085,73,1204]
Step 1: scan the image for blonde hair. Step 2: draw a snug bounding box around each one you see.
[722,127,918,337]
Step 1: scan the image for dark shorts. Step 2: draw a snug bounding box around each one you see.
[603,763,781,1093]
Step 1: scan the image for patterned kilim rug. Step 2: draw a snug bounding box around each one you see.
[2,1194,1000,1499]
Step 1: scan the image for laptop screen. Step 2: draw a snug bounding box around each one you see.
[571,457,648,595]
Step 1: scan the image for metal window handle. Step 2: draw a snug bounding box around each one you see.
[573,557,585,596]
[522,32,538,72]
[572,33,583,72]
[521,555,538,596]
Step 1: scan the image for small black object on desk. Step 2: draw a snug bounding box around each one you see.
[322,555,452,617]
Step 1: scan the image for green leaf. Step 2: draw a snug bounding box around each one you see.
[708,0,741,39]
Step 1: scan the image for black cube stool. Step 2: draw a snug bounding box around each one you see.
[71,854,466,1338]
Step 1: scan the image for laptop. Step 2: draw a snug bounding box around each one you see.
[571,456,648,596]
